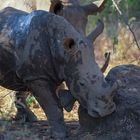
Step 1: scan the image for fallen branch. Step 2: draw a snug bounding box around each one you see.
[111,0,140,51]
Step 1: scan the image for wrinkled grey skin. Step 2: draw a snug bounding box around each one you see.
[0,7,119,138]
[50,0,109,74]
[49,0,110,111]
[15,0,109,121]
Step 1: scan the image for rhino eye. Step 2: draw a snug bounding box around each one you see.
[63,37,75,50]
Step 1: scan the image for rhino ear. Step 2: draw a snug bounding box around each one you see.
[49,0,63,14]
[63,38,75,50]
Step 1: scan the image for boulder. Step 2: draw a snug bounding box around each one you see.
[78,64,140,140]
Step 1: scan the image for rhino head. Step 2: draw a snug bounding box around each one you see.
[50,0,107,34]
[63,37,118,117]
[49,13,119,117]
[49,0,110,73]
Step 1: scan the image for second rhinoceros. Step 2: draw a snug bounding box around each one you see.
[0,7,119,138]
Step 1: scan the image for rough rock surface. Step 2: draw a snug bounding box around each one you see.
[78,64,140,140]
[1,65,140,140]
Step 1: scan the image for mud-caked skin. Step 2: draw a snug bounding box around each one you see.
[15,0,109,120]
[50,0,110,111]
[0,7,119,138]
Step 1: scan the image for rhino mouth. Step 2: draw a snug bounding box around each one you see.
[87,102,116,118]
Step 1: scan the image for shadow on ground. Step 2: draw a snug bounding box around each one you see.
[0,120,94,140]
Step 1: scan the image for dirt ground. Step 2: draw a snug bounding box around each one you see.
[0,91,94,140]
[0,120,98,140]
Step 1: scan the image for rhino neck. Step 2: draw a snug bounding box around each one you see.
[46,14,82,84]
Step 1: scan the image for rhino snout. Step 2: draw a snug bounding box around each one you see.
[88,102,116,118]
[87,80,118,118]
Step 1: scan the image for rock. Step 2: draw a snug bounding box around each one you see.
[78,64,140,140]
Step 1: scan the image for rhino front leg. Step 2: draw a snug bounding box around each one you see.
[28,80,68,138]
[58,89,76,112]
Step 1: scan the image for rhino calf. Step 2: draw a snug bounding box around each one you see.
[0,7,119,138]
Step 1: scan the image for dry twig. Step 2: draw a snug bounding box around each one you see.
[111,0,140,51]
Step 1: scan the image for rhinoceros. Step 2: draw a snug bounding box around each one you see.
[0,7,119,138]
[15,0,110,121]
[49,0,111,111]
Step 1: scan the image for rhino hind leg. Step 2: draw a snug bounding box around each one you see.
[28,80,68,138]
[58,89,76,112]
[15,91,37,122]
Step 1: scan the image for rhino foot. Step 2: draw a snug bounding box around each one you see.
[58,89,76,112]
[15,100,37,122]
[15,109,37,123]
[24,109,37,122]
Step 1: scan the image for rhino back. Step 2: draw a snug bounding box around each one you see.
[0,7,81,88]
[0,8,28,88]
[0,7,57,87]
[15,10,81,84]
[15,10,64,84]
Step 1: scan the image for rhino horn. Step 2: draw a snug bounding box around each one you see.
[82,0,107,15]
[87,19,104,43]
[101,52,111,73]
[49,0,63,14]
